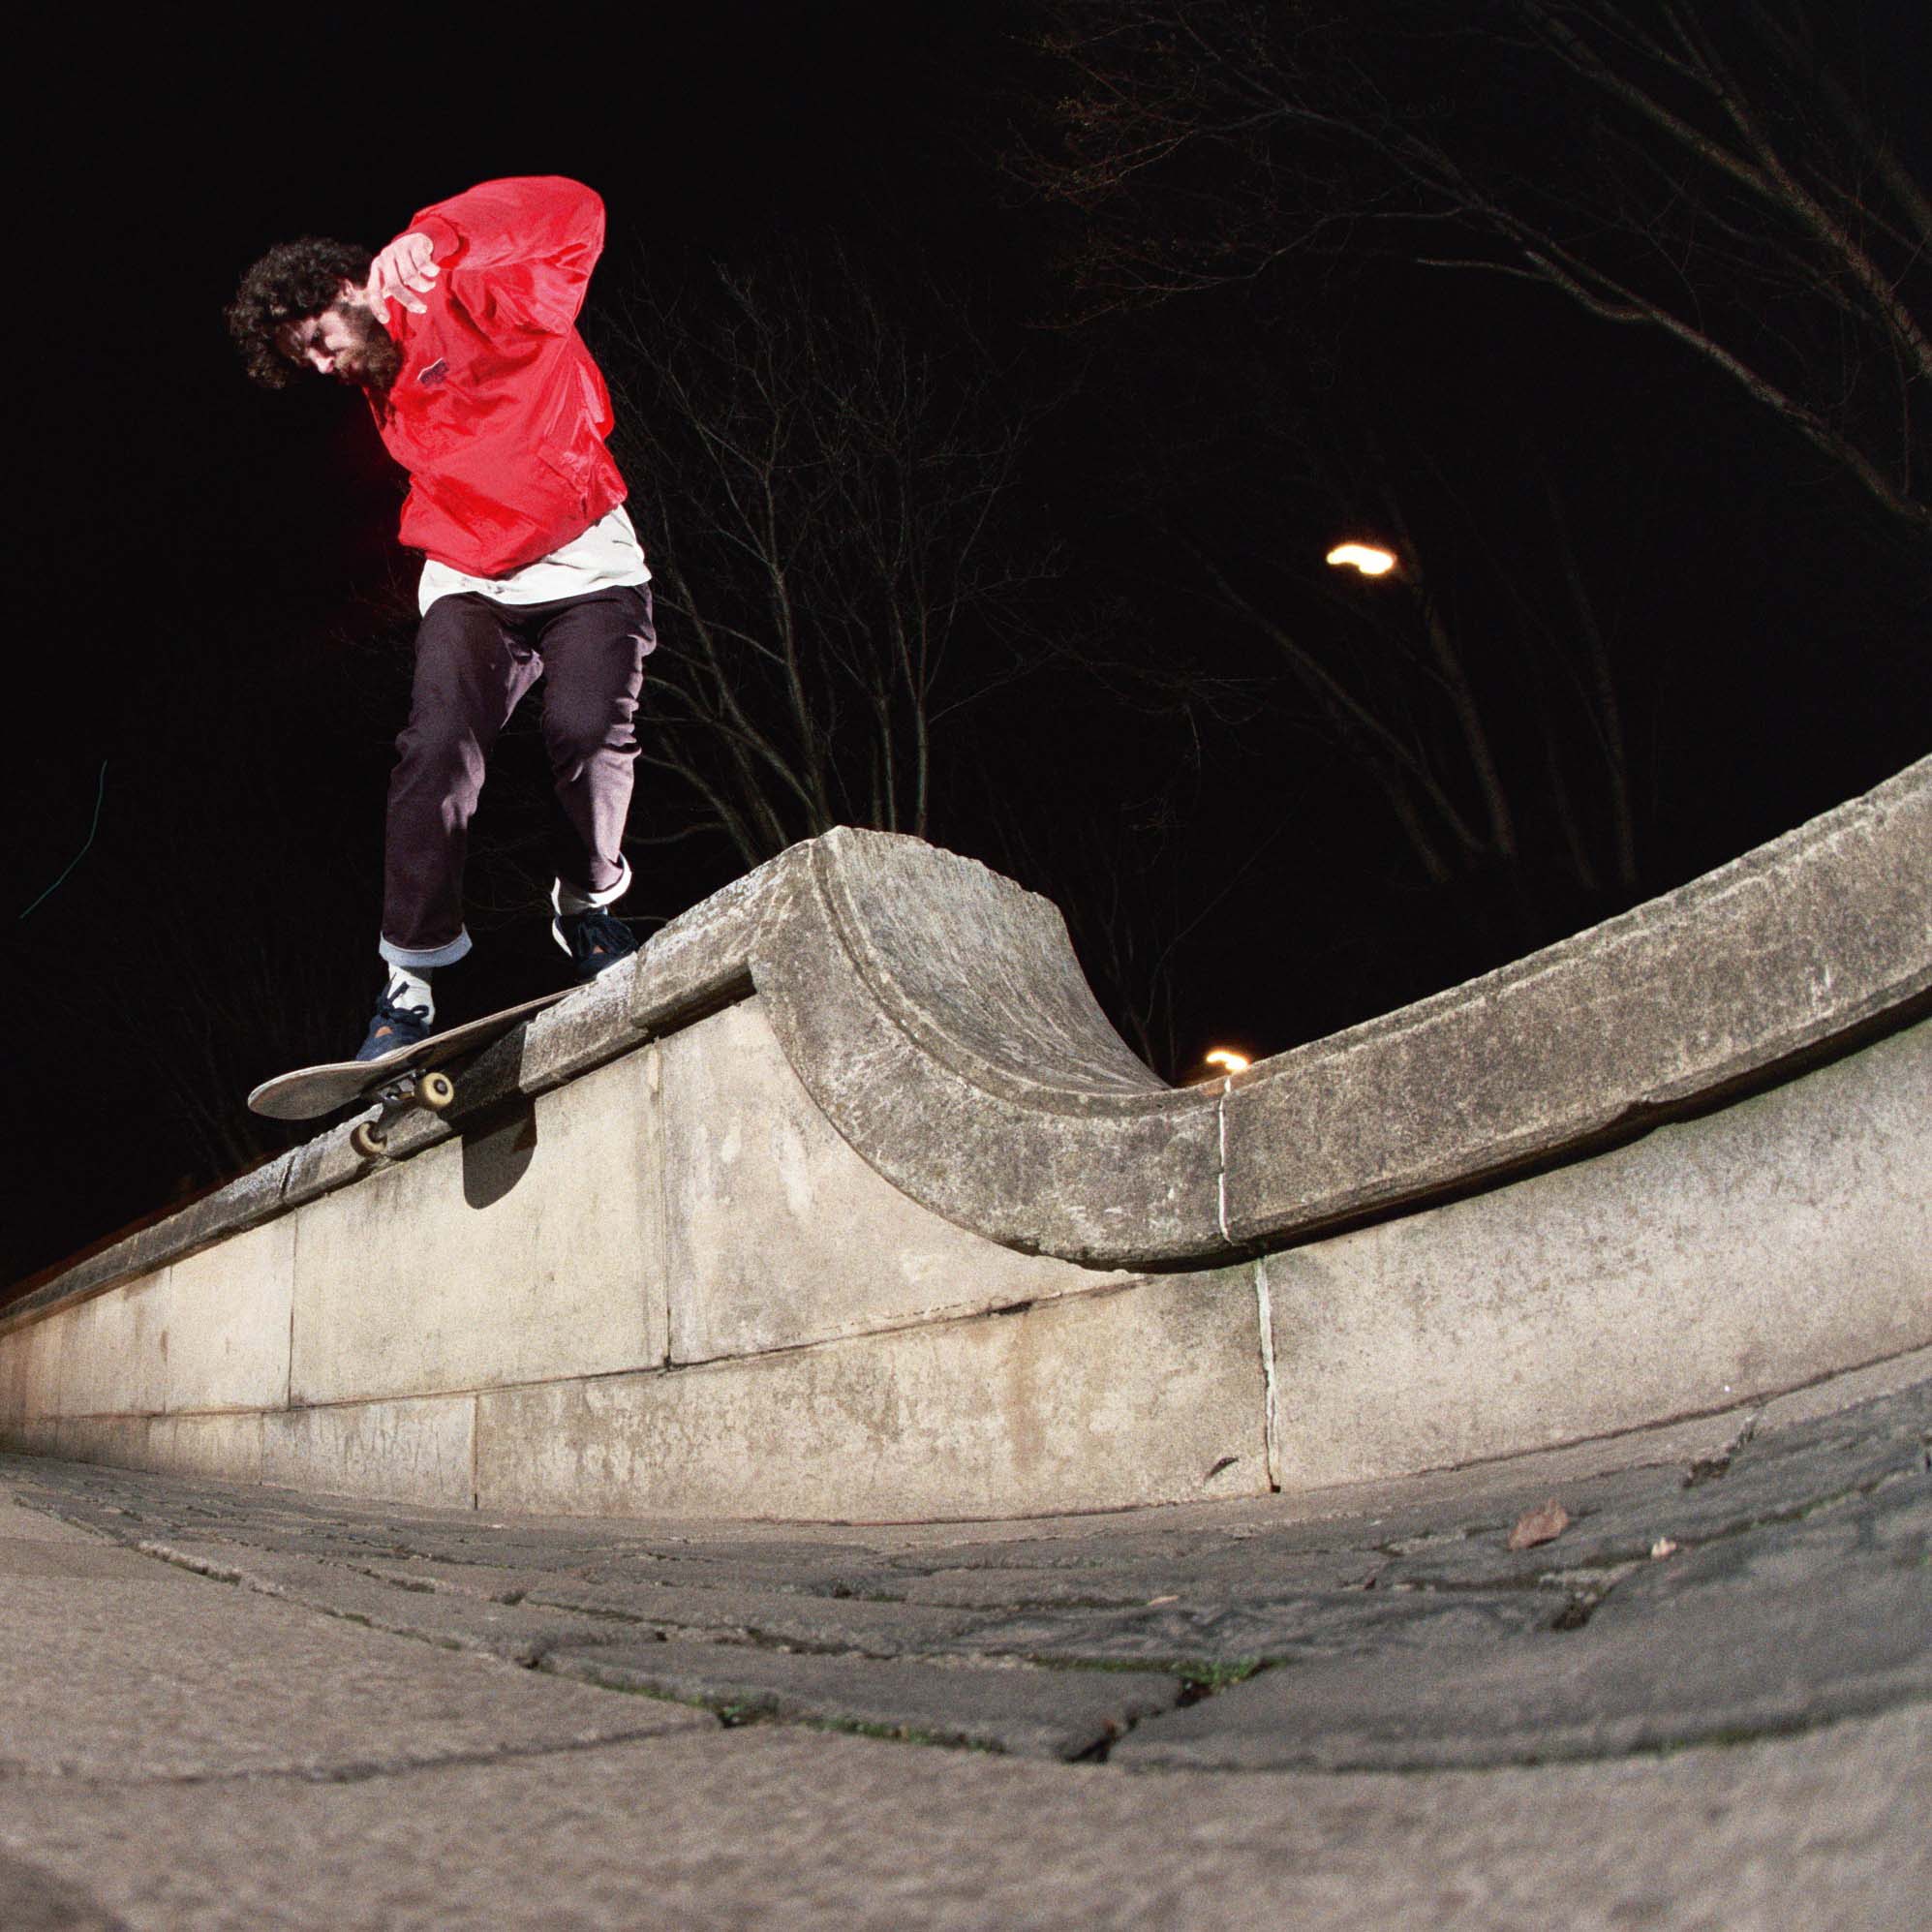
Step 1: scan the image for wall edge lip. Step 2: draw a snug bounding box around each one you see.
[6,753,1928,1324]
[755,754,1932,1268]
[0,861,795,1335]
[1240,752,1931,1079]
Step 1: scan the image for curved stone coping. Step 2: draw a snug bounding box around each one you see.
[751,837,1224,1263]
[754,755,1931,1265]
[1219,753,1931,1249]
[6,754,1927,1330]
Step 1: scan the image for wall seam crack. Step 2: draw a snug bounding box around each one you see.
[1215,1083,1232,1244]
[1219,1082,1279,1490]
[1255,1259,1280,1492]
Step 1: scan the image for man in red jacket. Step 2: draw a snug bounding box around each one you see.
[226,177,656,1058]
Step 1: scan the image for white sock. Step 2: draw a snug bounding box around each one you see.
[552,855,632,916]
[383,966,435,1025]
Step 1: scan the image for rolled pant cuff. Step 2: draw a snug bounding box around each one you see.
[552,853,632,915]
[380,928,474,970]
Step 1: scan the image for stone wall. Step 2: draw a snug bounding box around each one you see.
[1,757,1927,1521]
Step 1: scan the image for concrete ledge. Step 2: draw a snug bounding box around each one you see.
[752,839,1225,1266]
[1,756,1926,1522]
[755,757,1930,1266]
[1222,754,1932,1250]
[9,756,1926,1326]
[0,862,782,1338]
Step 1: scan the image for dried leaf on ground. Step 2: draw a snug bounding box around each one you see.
[1508,1498,1571,1550]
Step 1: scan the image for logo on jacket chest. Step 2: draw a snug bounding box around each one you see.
[417,358,448,387]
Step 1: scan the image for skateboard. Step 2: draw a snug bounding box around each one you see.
[247,989,569,1157]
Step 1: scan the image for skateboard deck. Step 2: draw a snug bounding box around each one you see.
[247,989,570,1155]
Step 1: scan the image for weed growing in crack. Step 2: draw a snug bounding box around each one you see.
[1025,1653,1268,1696]
[1174,1660,1267,1702]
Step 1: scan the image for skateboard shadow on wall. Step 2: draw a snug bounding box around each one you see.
[461,1098,539,1210]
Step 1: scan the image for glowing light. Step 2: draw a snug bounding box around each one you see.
[1203,1049,1251,1076]
[1326,542,1397,577]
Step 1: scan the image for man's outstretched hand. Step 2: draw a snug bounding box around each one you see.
[365,232,440,321]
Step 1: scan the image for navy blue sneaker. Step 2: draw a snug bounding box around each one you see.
[354,987,435,1062]
[553,905,640,982]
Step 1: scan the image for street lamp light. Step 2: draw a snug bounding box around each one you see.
[1325,541,1397,577]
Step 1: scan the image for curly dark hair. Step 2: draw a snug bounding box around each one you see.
[225,236,374,389]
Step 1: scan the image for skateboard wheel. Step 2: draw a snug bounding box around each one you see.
[418,1069,456,1111]
[350,1120,388,1159]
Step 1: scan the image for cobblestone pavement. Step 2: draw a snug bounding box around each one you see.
[5,1367,1927,1773]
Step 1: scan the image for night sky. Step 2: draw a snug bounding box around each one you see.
[7,4,1928,1292]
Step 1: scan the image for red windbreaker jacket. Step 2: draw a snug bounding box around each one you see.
[368,176,629,577]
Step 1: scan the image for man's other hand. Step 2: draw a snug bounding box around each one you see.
[366,232,441,321]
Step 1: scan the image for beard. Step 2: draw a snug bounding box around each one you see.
[330,304,404,395]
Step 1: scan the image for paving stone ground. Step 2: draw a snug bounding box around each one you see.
[2,1355,1927,1925]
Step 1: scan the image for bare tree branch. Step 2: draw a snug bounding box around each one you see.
[589,241,1055,867]
[1020,0,1932,537]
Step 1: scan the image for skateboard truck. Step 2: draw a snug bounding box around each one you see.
[350,1067,458,1159]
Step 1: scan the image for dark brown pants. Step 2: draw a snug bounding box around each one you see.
[380,584,655,967]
